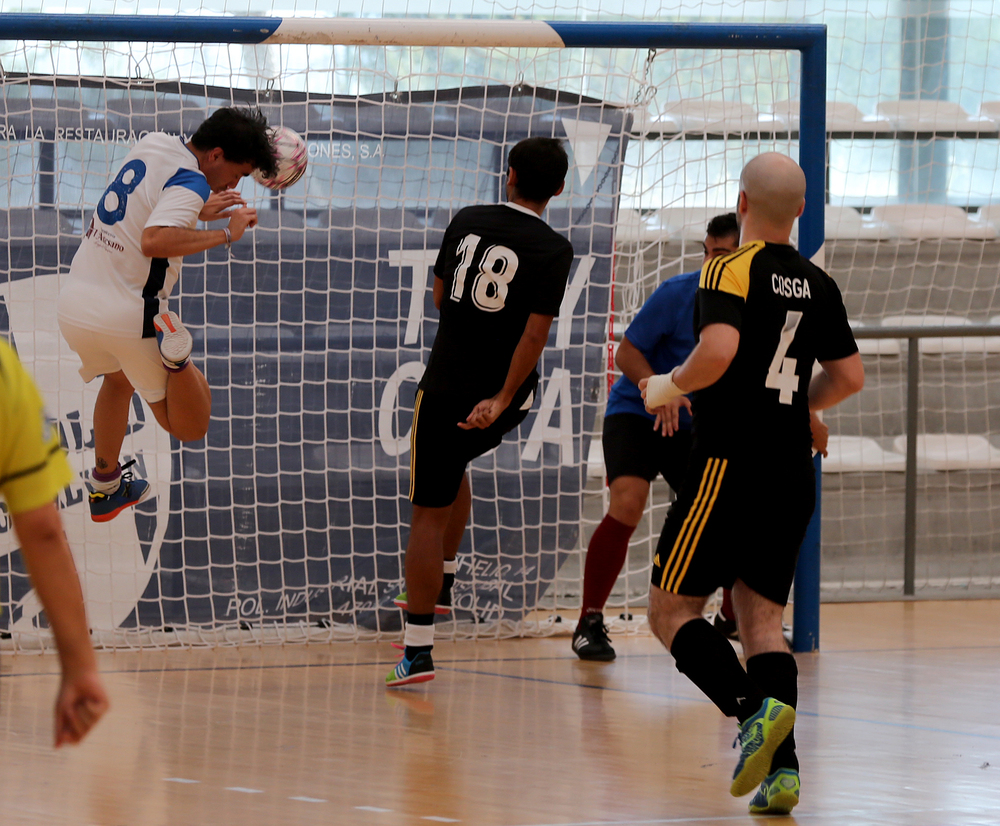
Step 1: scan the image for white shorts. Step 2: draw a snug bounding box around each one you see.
[59,320,168,404]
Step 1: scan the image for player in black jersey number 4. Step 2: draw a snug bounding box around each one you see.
[639,154,865,813]
[387,137,574,688]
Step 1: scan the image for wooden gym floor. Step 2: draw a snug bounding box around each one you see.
[1,600,998,826]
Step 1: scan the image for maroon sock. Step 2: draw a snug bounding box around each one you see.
[91,464,121,484]
[721,588,736,622]
[580,514,635,620]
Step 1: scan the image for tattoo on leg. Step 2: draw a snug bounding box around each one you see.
[96,458,109,470]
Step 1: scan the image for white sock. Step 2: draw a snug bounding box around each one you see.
[90,470,121,495]
[404,622,436,649]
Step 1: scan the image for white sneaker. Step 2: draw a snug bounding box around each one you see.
[153,311,193,368]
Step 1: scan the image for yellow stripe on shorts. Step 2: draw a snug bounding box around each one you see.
[666,458,728,592]
[408,389,424,502]
[657,458,716,591]
[659,457,727,592]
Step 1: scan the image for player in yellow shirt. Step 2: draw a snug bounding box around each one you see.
[0,339,109,746]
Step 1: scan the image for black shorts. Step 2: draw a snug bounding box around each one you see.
[650,450,815,606]
[602,413,693,494]
[409,388,532,508]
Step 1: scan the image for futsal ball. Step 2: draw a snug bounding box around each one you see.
[252,126,308,190]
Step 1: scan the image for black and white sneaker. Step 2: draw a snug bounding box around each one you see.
[572,613,616,661]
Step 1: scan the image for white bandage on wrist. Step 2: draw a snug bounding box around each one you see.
[644,368,686,408]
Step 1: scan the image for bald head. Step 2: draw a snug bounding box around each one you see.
[738,153,806,228]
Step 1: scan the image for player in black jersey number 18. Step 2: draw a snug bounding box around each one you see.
[639,153,865,813]
[386,137,575,687]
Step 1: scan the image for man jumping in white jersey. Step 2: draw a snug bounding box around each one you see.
[58,107,277,522]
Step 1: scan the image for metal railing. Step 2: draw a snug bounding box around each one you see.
[850,323,1000,596]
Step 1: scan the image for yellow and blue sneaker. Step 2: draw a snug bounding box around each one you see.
[730,698,796,797]
[385,651,435,688]
[748,768,800,815]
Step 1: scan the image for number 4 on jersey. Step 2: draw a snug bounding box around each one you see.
[765,310,803,404]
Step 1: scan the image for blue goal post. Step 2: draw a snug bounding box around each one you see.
[0,14,827,651]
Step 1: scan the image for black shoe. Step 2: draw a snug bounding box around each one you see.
[713,610,740,641]
[572,613,616,661]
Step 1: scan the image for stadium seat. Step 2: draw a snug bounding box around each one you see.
[627,105,654,135]
[647,207,798,245]
[890,434,1000,470]
[972,205,1000,232]
[823,435,906,472]
[825,206,893,240]
[875,100,995,132]
[849,320,902,355]
[869,204,997,239]
[767,100,893,133]
[654,99,769,133]
[881,314,1000,354]
[977,101,1000,125]
[615,209,671,244]
[648,206,725,242]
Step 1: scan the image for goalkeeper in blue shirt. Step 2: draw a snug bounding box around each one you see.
[573,214,742,660]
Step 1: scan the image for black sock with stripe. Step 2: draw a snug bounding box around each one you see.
[670,617,765,722]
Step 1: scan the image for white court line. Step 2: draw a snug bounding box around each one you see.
[421,818,460,823]
[504,807,999,826]
[290,796,327,803]
[225,787,264,794]
[163,777,200,784]
[355,806,394,813]
[508,813,780,826]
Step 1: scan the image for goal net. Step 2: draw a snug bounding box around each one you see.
[0,17,829,648]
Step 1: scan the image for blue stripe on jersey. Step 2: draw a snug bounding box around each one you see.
[163,168,210,202]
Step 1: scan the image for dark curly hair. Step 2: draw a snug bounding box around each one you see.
[191,107,278,179]
[508,137,568,203]
[706,212,739,240]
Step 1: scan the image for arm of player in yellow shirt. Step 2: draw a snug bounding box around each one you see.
[0,340,109,747]
[12,502,110,747]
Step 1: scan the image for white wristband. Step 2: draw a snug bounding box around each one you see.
[223,227,232,248]
[644,368,685,408]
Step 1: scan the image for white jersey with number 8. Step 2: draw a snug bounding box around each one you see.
[58,133,211,339]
